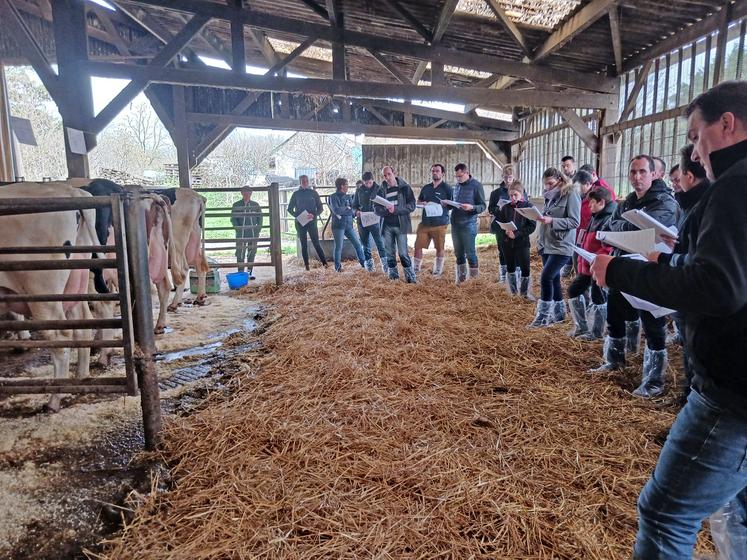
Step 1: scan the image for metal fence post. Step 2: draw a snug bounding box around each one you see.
[123,191,162,450]
[268,182,283,286]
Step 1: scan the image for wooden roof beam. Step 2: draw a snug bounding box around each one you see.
[85,60,619,109]
[118,0,618,92]
[484,0,530,56]
[608,6,623,75]
[383,0,433,42]
[187,111,516,141]
[412,0,459,83]
[557,108,599,152]
[618,59,652,123]
[265,36,318,76]
[369,50,410,84]
[532,0,617,62]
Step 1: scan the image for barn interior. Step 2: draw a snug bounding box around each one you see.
[0,0,746,558]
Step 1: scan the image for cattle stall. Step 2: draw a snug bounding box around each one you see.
[195,182,284,285]
[0,190,162,449]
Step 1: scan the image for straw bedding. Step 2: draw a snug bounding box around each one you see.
[92,247,702,559]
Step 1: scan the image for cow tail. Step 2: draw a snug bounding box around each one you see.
[81,208,110,294]
[162,202,187,286]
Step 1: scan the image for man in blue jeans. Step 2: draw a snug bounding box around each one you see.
[328,177,365,272]
[375,166,416,283]
[352,171,387,274]
[592,80,747,559]
[449,163,485,283]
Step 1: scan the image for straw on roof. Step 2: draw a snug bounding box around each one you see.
[456,0,581,30]
[90,247,714,559]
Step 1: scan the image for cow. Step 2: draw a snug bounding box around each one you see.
[145,187,209,311]
[0,182,102,411]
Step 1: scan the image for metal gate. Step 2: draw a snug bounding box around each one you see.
[0,190,161,449]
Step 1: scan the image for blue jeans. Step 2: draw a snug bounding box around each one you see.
[540,253,570,301]
[634,389,747,559]
[358,223,386,261]
[332,226,365,271]
[451,221,478,267]
[382,224,411,269]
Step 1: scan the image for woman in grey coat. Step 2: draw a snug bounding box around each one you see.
[529,167,582,328]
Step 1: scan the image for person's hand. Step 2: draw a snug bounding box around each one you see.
[441,200,448,207]
[356,210,361,217]
[461,203,473,211]
[306,211,314,219]
[506,230,516,239]
[660,234,677,250]
[646,251,661,263]
[590,254,615,288]
[387,205,395,214]
[539,216,553,225]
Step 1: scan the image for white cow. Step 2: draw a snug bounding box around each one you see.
[0,182,102,411]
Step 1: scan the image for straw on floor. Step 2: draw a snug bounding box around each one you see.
[92,247,707,559]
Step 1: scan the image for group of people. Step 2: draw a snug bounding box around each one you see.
[282,80,747,558]
[287,162,486,283]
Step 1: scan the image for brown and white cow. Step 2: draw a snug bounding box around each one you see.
[0,182,102,410]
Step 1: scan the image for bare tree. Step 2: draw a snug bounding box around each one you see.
[277,133,360,185]
[204,130,285,187]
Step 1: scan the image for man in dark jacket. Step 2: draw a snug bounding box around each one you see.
[590,155,679,401]
[231,186,263,277]
[591,80,747,559]
[450,163,486,282]
[375,166,416,282]
[287,175,328,270]
[488,164,514,282]
[352,171,387,273]
[414,164,453,277]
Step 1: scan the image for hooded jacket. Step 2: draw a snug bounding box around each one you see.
[374,177,416,234]
[603,178,679,256]
[605,138,747,417]
[537,183,581,256]
[577,201,616,276]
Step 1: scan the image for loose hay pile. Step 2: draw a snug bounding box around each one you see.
[94,248,695,559]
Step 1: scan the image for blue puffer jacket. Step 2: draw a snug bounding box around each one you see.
[328,191,356,230]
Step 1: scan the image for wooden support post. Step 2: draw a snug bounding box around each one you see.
[558,109,599,152]
[268,182,283,286]
[172,85,192,187]
[52,0,95,179]
[430,62,446,87]
[124,193,162,450]
[332,43,346,80]
[713,1,733,84]
[598,106,621,188]
[230,0,246,73]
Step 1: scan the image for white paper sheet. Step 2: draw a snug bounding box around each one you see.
[296,211,313,226]
[621,292,676,318]
[373,195,395,209]
[514,206,544,221]
[424,203,444,217]
[360,211,379,227]
[572,245,597,263]
[442,199,463,209]
[497,221,517,232]
[497,199,511,209]
[596,229,656,255]
[622,209,678,241]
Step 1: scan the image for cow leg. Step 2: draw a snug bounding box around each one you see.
[168,267,188,311]
[155,278,170,334]
[28,302,71,412]
[68,303,92,379]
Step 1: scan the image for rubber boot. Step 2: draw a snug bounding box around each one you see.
[469,266,479,279]
[520,276,534,301]
[507,272,519,295]
[456,263,468,284]
[633,346,668,398]
[499,265,507,283]
[364,258,375,272]
[388,264,400,280]
[579,303,606,341]
[528,300,552,328]
[588,337,626,372]
[568,296,589,337]
[548,300,566,324]
[414,257,423,273]
[403,266,417,284]
[626,320,641,355]
[432,256,445,276]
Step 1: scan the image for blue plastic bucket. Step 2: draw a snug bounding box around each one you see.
[226,271,249,290]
